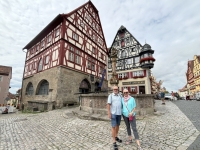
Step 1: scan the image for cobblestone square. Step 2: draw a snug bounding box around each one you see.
[0,101,199,150]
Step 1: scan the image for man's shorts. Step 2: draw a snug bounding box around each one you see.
[111,114,121,127]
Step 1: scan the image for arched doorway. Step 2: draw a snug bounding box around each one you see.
[79,79,91,94]
[94,81,100,92]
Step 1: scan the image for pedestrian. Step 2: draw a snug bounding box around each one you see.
[171,91,175,101]
[107,85,122,150]
[122,89,143,150]
[22,103,24,112]
[160,89,165,105]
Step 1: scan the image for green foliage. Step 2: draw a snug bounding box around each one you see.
[164,91,169,93]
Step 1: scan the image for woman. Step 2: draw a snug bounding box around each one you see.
[122,89,142,150]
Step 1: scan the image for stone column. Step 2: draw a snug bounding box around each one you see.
[109,48,119,86]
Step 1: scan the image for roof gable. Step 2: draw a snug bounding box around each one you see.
[109,25,142,54]
[65,1,107,53]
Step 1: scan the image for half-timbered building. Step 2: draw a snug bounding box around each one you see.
[186,60,195,98]
[22,1,108,110]
[108,26,155,94]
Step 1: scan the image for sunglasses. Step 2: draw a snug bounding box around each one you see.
[123,92,128,94]
[113,89,118,90]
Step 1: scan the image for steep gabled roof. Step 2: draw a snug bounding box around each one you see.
[109,25,142,54]
[23,1,107,51]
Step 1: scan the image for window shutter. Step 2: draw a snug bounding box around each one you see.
[128,87,131,92]
[144,70,146,77]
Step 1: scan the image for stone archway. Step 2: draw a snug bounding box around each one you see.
[79,79,91,94]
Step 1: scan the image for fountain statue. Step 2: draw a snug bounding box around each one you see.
[110,48,119,86]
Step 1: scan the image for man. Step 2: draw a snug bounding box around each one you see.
[107,86,122,150]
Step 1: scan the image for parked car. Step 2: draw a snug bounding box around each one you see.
[196,92,200,101]
[165,93,177,101]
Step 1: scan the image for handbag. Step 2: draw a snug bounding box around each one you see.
[125,102,134,121]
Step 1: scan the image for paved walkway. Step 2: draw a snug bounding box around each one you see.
[173,100,200,150]
[0,100,199,150]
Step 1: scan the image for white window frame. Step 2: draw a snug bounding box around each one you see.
[55,28,60,37]
[72,32,79,41]
[45,55,49,64]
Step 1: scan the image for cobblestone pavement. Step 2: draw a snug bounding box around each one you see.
[173,100,200,150]
[0,100,199,150]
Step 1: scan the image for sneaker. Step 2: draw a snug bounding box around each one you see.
[115,137,122,143]
[113,142,118,150]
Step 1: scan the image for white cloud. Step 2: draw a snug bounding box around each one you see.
[0,0,199,93]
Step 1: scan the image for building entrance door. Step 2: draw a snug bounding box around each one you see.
[139,86,145,94]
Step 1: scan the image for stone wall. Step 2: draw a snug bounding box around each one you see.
[79,93,155,116]
[22,67,59,109]
[22,66,108,110]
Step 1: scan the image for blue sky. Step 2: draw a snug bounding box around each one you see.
[0,0,200,94]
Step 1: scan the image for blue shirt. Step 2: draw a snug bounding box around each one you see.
[122,97,136,117]
[107,93,122,115]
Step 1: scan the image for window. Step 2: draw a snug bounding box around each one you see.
[33,61,37,70]
[135,57,140,63]
[41,41,45,48]
[87,57,95,71]
[132,71,144,77]
[72,32,79,41]
[45,55,49,64]
[37,80,49,95]
[92,47,96,54]
[131,87,136,92]
[101,53,104,60]
[126,37,129,43]
[121,39,125,47]
[108,62,111,69]
[26,82,34,95]
[0,76,2,82]
[118,74,123,78]
[119,32,125,38]
[75,50,81,64]
[127,58,132,64]
[80,22,85,28]
[69,47,74,62]
[36,45,39,51]
[29,64,32,72]
[55,28,59,37]
[38,58,43,72]
[121,51,126,58]
[48,35,52,43]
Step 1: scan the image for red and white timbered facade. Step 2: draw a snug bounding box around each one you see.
[23,1,107,80]
[22,1,108,108]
